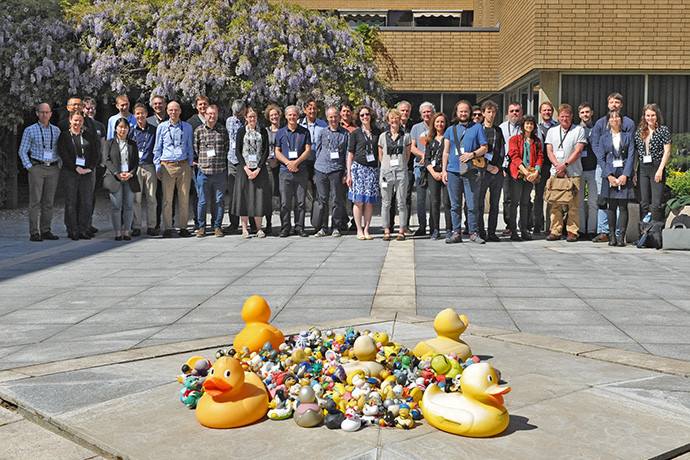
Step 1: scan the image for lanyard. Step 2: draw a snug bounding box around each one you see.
[362,128,373,155]
[134,127,150,151]
[71,133,84,157]
[40,125,54,150]
[386,131,403,156]
[286,129,300,152]
[167,123,181,147]
[454,124,468,153]
[511,123,520,137]
[558,125,572,149]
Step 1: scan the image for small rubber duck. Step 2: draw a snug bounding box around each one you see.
[294,385,324,427]
[341,406,362,432]
[430,353,463,379]
[324,399,345,429]
[420,362,511,437]
[413,308,472,361]
[361,399,380,426]
[196,357,269,428]
[394,403,414,430]
[267,389,293,421]
[233,296,285,353]
[342,336,385,378]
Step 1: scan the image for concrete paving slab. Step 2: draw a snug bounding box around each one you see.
[417,296,505,310]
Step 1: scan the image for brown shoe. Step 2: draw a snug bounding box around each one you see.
[591,233,609,243]
[214,228,224,237]
[196,228,206,238]
[546,233,559,241]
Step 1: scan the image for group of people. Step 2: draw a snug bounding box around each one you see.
[18,91,671,246]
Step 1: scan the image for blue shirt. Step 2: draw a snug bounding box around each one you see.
[153,120,194,171]
[107,113,137,140]
[275,125,311,172]
[299,117,327,160]
[130,122,157,165]
[443,122,488,174]
[226,116,244,164]
[18,122,61,169]
[314,126,349,173]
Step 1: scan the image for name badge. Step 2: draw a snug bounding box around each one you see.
[612,159,624,168]
[120,164,129,172]
[431,160,436,167]
[138,149,144,158]
[380,180,388,188]
[460,146,466,155]
[484,153,493,161]
[75,157,86,167]
[581,150,588,157]
[248,154,257,163]
[206,149,216,157]
[174,146,183,156]
[330,151,339,160]
[288,150,298,160]
[44,150,54,161]
[643,155,652,163]
[556,149,565,161]
[366,153,375,163]
[390,158,400,167]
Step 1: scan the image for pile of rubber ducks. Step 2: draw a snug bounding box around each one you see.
[177,298,511,437]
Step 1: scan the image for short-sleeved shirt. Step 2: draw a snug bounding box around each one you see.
[634,125,671,163]
[378,131,411,172]
[348,127,381,167]
[275,125,311,172]
[442,122,488,174]
[545,123,587,177]
[314,126,349,174]
[130,122,157,165]
[409,122,430,167]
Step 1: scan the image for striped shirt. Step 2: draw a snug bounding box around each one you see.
[18,122,61,169]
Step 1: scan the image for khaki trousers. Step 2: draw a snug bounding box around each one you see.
[549,176,581,236]
[161,162,192,231]
[133,163,158,230]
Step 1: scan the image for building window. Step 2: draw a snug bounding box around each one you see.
[341,11,387,27]
[340,10,473,28]
[648,75,690,135]
[561,74,645,126]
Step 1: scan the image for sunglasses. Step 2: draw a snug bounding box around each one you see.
[360,112,371,117]
[472,113,483,118]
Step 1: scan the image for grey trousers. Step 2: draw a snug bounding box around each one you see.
[27,164,60,235]
[380,168,409,230]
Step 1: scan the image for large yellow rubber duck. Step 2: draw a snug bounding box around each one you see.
[233,295,285,353]
[342,335,385,378]
[421,362,510,437]
[196,357,269,428]
[413,308,472,361]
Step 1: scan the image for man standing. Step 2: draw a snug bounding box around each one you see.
[194,104,228,238]
[545,104,586,242]
[83,98,106,151]
[153,101,194,238]
[131,102,158,236]
[499,102,523,236]
[534,101,559,234]
[275,105,312,237]
[106,95,136,140]
[18,103,62,241]
[410,102,435,237]
[477,101,506,242]
[147,95,167,128]
[577,103,598,239]
[442,100,488,244]
[225,99,246,233]
[187,96,209,132]
[340,104,356,133]
[589,92,636,243]
[313,106,349,237]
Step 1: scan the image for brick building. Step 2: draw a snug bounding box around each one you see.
[286,0,690,132]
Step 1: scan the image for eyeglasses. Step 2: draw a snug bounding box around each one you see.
[360,112,371,117]
[84,106,95,111]
[509,109,521,113]
[472,113,483,118]
[37,111,52,114]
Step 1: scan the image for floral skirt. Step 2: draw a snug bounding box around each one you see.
[349,162,379,204]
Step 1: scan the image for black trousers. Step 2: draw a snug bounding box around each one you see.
[507,175,533,233]
[638,161,665,222]
[427,175,452,233]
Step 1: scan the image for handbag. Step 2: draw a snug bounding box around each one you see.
[102,169,120,194]
[544,175,576,205]
[597,195,608,210]
[637,220,664,249]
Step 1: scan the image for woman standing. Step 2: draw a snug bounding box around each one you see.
[507,115,543,241]
[264,104,282,234]
[346,105,381,240]
[104,118,140,240]
[598,110,635,246]
[233,108,270,238]
[57,111,99,240]
[424,113,452,240]
[635,104,672,222]
[378,109,411,241]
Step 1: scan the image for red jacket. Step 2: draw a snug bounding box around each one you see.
[508,134,543,180]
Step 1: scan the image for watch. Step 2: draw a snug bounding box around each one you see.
[564,161,569,167]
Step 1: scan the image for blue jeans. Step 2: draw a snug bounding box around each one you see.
[110,184,135,232]
[595,164,609,233]
[447,172,481,235]
[197,171,227,229]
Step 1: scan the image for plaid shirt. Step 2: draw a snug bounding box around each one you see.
[18,122,62,169]
[194,122,229,175]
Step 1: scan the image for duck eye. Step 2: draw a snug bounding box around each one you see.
[209,368,214,376]
[487,375,493,383]
[224,369,231,378]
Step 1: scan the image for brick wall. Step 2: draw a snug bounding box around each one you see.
[496,0,536,89]
[282,0,474,11]
[474,0,496,28]
[378,30,499,91]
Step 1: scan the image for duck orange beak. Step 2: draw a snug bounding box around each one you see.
[486,384,511,406]
[203,377,233,397]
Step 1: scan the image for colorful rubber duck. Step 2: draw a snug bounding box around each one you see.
[293,385,323,427]
[341,406,362,432]
[413,308,472,361]
[420,362,510,437]
[430,353,463,379]
[394,403,414,430]
[196,357,269,428]
[267,389,293,421]
[233,295,285,353]
[342,335,385,378]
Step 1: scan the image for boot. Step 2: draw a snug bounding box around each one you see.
[608,231,616,246]
[617,231,626,247]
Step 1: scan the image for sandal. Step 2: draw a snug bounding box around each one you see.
[396,233,406,241]
[383,233,391,241]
